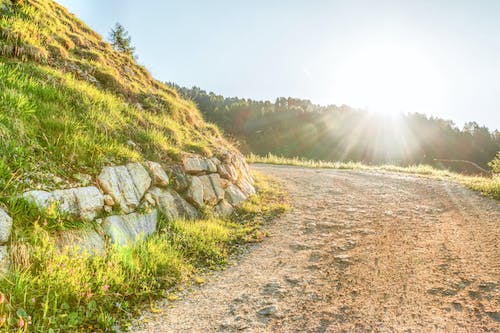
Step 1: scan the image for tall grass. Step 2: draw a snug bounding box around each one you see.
[248,153,500,200]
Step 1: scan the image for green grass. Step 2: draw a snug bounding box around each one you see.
[0,60,217,197]
[248,153,500,201]
[0,0,230,199]
[0,173,288,332]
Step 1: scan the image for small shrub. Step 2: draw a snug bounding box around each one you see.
[489,151,500,174]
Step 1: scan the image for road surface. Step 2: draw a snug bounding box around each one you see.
[134,164,500,332]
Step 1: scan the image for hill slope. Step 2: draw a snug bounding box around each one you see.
[0,0,229,197]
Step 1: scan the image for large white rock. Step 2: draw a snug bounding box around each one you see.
[50,189,78,216]
[182,157,217,174]
[219,150,237,164]
[234,153,251,173]
[234,155,254,184]
[185,176,204,208]
[210,157,221,167]
[217,163,238,182]
[214,200,234,218]
[149,187,199,221]
[52,186,104,220]
[57,229,106,255]
[22,190,52,208]
[97,163,152,213]
[199,174,225,206]
[0,208,12,244]
[75,187,104,220]
[225,185,247,206]
[101,210,158,246]
[237,178,256,197]
[144,161,169,187]
[0,246,9,273]
[126,162,153,193]
[24,187,104,220]
[168,165,190,192]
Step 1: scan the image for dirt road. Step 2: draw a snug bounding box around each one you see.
[134,164,500,332]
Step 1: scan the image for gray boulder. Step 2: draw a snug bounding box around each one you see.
[149,187,199,221]
[235,153,252,174]
[0,246,9,273]
[22,190,52,208]
[101,210,157,246]
[232,153,254,185]
[167,165,190,192]
[220,178,231,189]
[0,208,12,244]
[144,161,169,187]
[210,157,221,167]
[183,156,217,174]
[238,178,256,197]
[214,200,234,218]
[57,229,106,255]
[97,163,151,213]
[225,185,247,206]
[185,176,204,208]
[53,186,104,220]
[217,163,238,182]
[23,187,104,220]
[199,174,225,206]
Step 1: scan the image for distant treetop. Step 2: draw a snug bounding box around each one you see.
[109,22,135,57]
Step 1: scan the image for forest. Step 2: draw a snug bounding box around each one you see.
[172,85,500,172]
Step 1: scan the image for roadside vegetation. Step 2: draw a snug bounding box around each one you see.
[248,153,500,200]
[0,172,289,332]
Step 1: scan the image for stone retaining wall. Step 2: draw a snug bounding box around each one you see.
[0,151,255,271]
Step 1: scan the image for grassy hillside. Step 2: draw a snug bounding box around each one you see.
[0,0,228,199]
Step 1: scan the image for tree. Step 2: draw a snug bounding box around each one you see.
[109,23,135,57]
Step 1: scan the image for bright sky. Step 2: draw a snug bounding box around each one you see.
[56,0,499,131]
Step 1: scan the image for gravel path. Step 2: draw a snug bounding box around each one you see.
[133,164,500,333]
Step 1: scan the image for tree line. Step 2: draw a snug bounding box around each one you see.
[171,85,500,173]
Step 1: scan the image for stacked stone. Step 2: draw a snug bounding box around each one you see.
[181,152,254,217]
[0,151,256,264]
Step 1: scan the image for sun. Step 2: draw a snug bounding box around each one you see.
[331,43,446,115]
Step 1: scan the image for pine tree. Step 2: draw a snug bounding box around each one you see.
[109,22,135,57]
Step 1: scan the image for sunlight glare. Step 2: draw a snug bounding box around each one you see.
[332,43,446,115]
